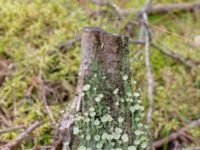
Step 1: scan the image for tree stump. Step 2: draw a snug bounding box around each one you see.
[53,27,148,150]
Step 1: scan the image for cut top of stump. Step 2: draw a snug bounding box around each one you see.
[82,27,129,45]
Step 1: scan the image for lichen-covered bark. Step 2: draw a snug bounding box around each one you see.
[81,27,130,113]
[53,27,132,150]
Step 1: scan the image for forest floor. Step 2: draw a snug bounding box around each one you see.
[0,0,200,149]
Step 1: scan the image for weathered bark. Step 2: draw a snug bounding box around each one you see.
[52,27,130,150]
[81,27,129,114]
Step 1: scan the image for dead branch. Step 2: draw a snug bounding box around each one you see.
[129,40,200,68]
[0,140,7,146]
[185,147,200,150]
[40,82,55,125]
[153,119,200,149]
[129,40,145,45]
[91,1,200,15]
[1,121,42,150]
[118,2,200,15]
[0,125,25,134]
[147,2,200,14]
[151,43,199,68]
[141,0,154,127]
[38,46,55,125]
[140,1,156,150]
[0,112,10,127]
[90,0,107,6]
[58,36,81,52]
[27,145,52,150]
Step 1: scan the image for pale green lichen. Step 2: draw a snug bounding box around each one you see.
[73,63,148,149]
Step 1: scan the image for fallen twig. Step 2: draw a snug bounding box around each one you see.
[26,145,52,150]
[91,1,200,15]
[140,1,155,150]
[58,36,81,52]
[151,43,199,68]
[184,147,200,150]
[141,0,154,127]
[129,40,199,68]
[153,119,200,149]
[0,112,10,127]
[39,48,55,125]
[90,0,107,6]
[40,83,55,125]
[1,121,42,150]
[147,2,200,14]
[0,140,7,146]
[129,40,145,45]
[0,125,25,134]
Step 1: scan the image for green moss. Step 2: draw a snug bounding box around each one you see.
[0,0,200,148]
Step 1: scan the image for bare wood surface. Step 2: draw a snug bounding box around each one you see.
[1,121,42,150]
[153,119,200,149]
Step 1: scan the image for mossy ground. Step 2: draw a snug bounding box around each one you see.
[0,0,199,149]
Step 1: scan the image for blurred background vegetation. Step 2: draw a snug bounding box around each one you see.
[0,0,199,149]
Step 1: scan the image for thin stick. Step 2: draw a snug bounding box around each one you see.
[153,119,200,148]
[1,121,42,150]
[128,40,199,68]
[12,86,16,121]
[144,30,154,127]
[90,0,107,6]
[39,48,55,125]
[140,0,154,128]
[0,125,25,134]
[58,36,81,52]
[0,112,10,127]
[91,1,200,15]
[148,2,200,14]
[151,43,199,68]
[41,84,56,125]
[140,1,155,150]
